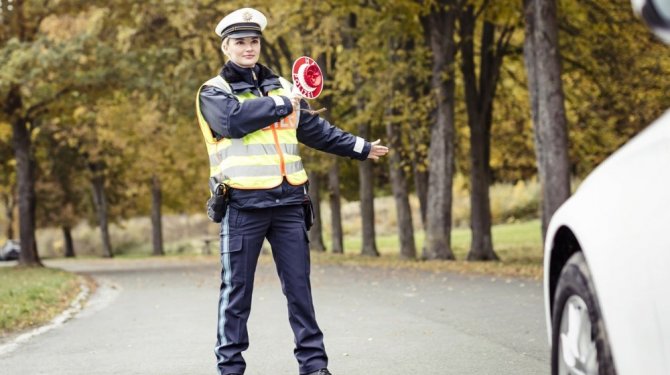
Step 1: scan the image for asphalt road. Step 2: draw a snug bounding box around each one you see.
[0,256,549,375]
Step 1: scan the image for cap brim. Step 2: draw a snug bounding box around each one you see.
[223,31,262,39]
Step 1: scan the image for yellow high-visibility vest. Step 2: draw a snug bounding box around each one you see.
[195,75,308,190]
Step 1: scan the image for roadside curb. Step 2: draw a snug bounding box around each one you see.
[0,275,92,357]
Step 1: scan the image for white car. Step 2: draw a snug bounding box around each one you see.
[544,112,670,375]
[0,239,19,261]
[544,3,670,374]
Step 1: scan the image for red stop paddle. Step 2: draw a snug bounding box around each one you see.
[292,56,323,99]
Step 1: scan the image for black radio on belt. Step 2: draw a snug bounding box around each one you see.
[207,177,228,223]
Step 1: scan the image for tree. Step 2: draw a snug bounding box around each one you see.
[114,4,193,257]
[422,0,460,260]
[0,0,58,267]
[459,3,514,261]
[344,11,380,257]
[379,11,420,260]
[35,114,89,257]
[88,153,114,258]
[385,94,417,259]
[1,3,124,263]
[523,0,570,239]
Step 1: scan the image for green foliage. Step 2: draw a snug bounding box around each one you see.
[34,115,89,229]
[489,48,538,182]
[558,0,670,176]
[1,0,668,259]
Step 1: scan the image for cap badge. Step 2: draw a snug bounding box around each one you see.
[242,11,253,21]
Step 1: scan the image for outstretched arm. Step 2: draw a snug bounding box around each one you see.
[296,100,388,160]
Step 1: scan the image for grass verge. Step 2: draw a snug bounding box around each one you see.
[318,220,544,280]
[0,267,82,338]
[108,220,544,279]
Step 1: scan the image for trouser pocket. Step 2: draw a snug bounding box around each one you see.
[220,233,246,286]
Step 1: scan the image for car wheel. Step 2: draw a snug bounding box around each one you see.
[551,252,616,375]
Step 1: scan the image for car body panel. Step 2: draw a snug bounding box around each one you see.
[544,111,670,375]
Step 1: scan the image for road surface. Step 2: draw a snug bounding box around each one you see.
[0,256,549,374]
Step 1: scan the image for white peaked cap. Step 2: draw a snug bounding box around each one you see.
[215,8,268,39]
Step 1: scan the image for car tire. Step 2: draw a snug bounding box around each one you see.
[551,252,616,375]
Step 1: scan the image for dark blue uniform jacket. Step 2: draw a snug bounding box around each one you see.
[199,62,371,209]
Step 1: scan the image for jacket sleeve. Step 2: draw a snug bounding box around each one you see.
[296,100,371,160]
[198,85,294,139]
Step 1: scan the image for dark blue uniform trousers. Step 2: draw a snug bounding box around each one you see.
[215,204,328,375]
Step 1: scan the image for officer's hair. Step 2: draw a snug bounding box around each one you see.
[221,38,230,57]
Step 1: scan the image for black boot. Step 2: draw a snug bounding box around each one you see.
[305,369,332,375]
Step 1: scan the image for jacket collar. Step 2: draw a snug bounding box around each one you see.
[220,62,282,95]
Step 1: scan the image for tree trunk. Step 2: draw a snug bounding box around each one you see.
[62,225,75,258]
[467,113,496,261]
[523,0,543,225]
[523,0,571,239]
[460,7,501,261]
[12,117,41,267]
[422,3,458,260]
[151,174,164,256]
[308,170,326,251]
[358,160,379,256]
[386,118,417,259]
[411,156,429,230]
[386,37,416,260]
[466,127,498,260]
[90,169,113,258]
[357,123,379,257]
[328,161,343,254]
[4,2,55,267]
[8,86,41,267]
[2,192,16,240]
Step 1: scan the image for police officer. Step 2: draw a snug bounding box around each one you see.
[196,8,389,375]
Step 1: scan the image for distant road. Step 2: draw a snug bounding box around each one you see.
[0,256,549,375]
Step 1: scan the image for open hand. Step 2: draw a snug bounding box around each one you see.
[367,139,389,160]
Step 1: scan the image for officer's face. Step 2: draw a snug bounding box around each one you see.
[224,37,261,68]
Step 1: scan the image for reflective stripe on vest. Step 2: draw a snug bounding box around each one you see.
[219,160,305,178]
[195,75,308,190]
[209,143,300,165]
